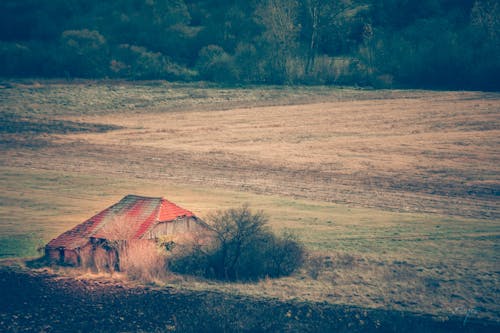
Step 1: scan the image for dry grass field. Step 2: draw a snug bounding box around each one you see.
[1,80,499,323]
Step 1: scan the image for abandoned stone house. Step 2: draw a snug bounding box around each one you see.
[45,194,207,268]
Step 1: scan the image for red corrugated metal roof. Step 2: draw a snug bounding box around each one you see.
[133,198,193,239]
[159,199,194,222]
[47,195,195,249]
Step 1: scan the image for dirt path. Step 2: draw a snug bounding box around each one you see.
[1,267,498,333]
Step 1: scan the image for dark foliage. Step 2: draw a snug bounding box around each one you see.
[0,0,498,90]
[170,205,305,281]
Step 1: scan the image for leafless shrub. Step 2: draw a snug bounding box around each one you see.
[170,205,304,281]
[77,216,167,282]
[119,240,167,283]
[98,215,137,241]
[93,246,117,273]
[78,245,93,270]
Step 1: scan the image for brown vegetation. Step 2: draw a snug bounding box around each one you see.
[3,85,496,219]
[118,240,167,282]
[0,82,498,323]
[76,216,168,282]
[169,205,304,281]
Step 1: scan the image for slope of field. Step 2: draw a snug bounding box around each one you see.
[0,80,499,323]
[2,81,498,219]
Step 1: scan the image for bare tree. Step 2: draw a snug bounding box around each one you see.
[170,205,305,281]
[256,0,300,82]
[302,0,360,74]
[206,204,268,280]
[303,0,321,74]
[471,0,500,43]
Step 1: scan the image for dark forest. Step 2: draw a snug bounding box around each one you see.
[1,0,498,90]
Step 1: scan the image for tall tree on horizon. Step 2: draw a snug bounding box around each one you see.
[256,0,300,83]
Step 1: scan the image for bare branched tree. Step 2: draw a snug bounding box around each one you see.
[256,0,300,82]
[206,204,268,280]
[170,205,304,281]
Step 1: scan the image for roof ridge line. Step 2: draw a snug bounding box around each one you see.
[125,194,163,200]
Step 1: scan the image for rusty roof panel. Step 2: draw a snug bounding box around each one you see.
[46,195,195,250]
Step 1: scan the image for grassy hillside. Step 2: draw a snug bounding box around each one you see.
[0,80,498,321]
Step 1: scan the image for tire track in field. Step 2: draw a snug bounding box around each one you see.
[2,141,498,220]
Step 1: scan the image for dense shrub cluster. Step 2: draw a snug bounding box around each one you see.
[170,205,305,281]
[0,0,498,90]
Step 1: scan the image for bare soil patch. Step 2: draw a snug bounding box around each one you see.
[1,266,498,333]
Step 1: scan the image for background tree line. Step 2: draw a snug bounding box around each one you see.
[0,0,498,90]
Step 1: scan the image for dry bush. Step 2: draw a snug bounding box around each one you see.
[93,246,114,273]
[331,252,357,269]
[78,245,93,269]
[170,206,304,281]
[78,216,169,282]
[98,215,137,240]
[119,240,167,283]
[305,254,325,280]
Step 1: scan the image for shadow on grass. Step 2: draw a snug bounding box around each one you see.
[0,112,122,149]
